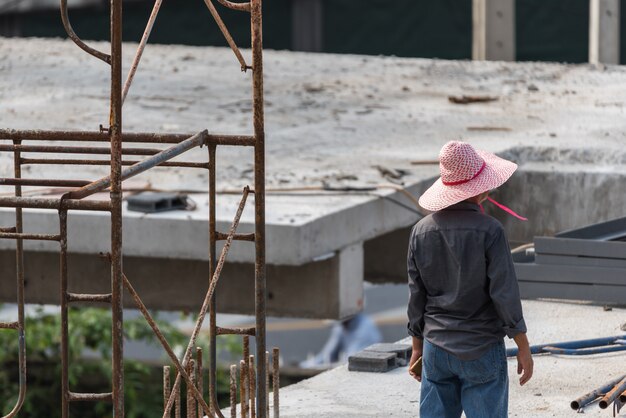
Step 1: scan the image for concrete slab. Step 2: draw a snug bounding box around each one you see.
[276,300,626,417]
[4,38,626,315]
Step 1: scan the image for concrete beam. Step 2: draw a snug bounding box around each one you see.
[589,0,620,65]
[0,242,363,319]
[292,0,323,52]
[472,0,515,61]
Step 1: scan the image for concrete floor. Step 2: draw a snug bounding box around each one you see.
[276,300,626,417]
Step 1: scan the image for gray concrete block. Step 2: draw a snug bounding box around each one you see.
[348,351,397,373]
[364,343,412,366]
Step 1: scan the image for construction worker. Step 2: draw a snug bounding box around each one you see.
[407,141,533,418]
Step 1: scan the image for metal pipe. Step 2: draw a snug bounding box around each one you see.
[0,144,166,155]
[599,377,626,409]
[66,130,208,200]
[251,0,268,414]
[0,179,91,188]
[60,0,111,64]
[21,158,208,169]
[122,0,164,103]
[203,0,250,71]
[571,374,626,410]
[0,129,255,146]
[620,389,626,403]
[0,233,61,241]
[506,335,626,357]
[163,188,250,418]
[0,197,111,211]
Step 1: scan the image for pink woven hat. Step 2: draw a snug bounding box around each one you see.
[418,141,518,212]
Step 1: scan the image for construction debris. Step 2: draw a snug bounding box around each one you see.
[448,95,499,104]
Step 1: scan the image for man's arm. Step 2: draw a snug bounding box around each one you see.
[486,226,533,385]
[407,230,426,381]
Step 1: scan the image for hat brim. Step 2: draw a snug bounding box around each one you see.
[418,150,517,212]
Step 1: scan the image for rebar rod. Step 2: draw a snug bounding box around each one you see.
[230,365,237,418]
[164,187,250,418]
[0,233,61,241]
[0,179,91,188]
[215,0,251,12]
[122,0,164,103]
[0,144,165,155]
[20,158,208,169]
[67,130,208,200]
[240,359,248,418]
[217,326,256,336]
[59,210,69,418]
[0,197,111,211]
[0,129,255,146]
[68,392,113,402]
[272,348,279,418]
[186,360,197,418]
[60,0,111,64]
[249,354,256,418]
[208,145,219,418]
[196,348,204,418]
[203,0,249,71]
[164,366,171,415]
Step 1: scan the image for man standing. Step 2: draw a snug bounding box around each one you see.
[407,141,533,418]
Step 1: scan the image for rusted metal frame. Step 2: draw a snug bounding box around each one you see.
[0,226,16,233]
[59,210,70,418]
[0,233,61,241]
[0,129,255,146]
[109,1,125,415]
[216,326,256,336]
[272,348,279,418]
[0,144,167,155]
[67,293,113,303]
[208,145,220,417]
[120,271,213,417]
[68,392,113,402]
[216,0,251,12]
[203,0,251,71]
[21,158,209,169]
[66,130,209,200]
[60,0,112,64]
[0,179,91,188]
[251,0,268,414]
[0,197,112,211]
[164,187,251,418]
[216,231,255,242]
[0,140,27,418]
[122,0,164,104]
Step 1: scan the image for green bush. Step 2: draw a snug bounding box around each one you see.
[0,306,239,418]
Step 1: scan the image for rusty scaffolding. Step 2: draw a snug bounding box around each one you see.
[0,0,274,416]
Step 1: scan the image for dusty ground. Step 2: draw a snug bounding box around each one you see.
[277,300,626,418]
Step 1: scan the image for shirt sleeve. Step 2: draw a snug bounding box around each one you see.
[486,226,527,338]
[407,230,427,339]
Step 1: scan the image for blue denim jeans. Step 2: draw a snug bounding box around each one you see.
[420,339,508,418]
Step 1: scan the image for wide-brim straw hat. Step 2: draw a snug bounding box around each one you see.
[418,141,517,212]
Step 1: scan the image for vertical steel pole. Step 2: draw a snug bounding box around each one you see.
[59,210,69,418]
[208,144,219,416]
[251,0,267,415]
[110,0,125,416]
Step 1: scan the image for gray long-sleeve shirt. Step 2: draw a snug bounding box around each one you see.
[407,201,527,360]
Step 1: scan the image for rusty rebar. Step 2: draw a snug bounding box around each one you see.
[186,360,197,418]
[164,366,171,415]
[0,179,91,188]
[59,210,69,418]
[216,232,255,242]
[251,0,268,414]
[240,359,248,418]
[20,158,208,169]
[66,130,208,200]
[217,326,256,336]
[0,129,255,146]
[249,354,256,418]
[0,197,111,211]
[0,322,19,330]
[68,392,113,402]
[230,364,238,418]
[266,352,270,417]
[165,187,250,418]
[122,0,164,103]
[176,376,182,418]
[0,233,61,241]
[60,0,111,64]
[215,0,251,12]
[0,144,165,155]
[67,293,113,303]
[203,0,249,71]
[272,348,279,418]
[196,347,204,418]
[208,144,220,418]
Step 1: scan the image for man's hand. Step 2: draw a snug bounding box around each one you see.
[408,337,423,382]
[513,333,534,386]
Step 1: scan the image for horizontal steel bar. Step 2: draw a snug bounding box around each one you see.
[0,233,61,241]
[0,321,19,330]
[0,144,165,156]
[20,158,209,169]
[67,131,209,200]
[0,178,91,188]
[216,231,255,242]
[67,293,113,303]
[0,226,16,233]
[0,129,255,146]
[68,392,113,402]
[0,197,111,211]
[216,326,256,336]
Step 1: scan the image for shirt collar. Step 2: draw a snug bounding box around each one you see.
[442,201,481,212]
